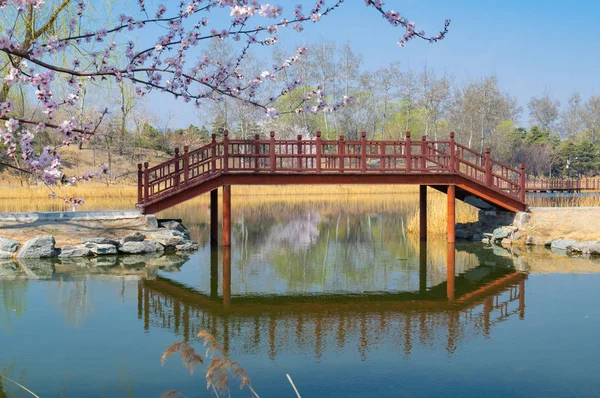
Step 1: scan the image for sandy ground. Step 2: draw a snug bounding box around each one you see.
[0,218,157,247]
[523,207,600,243]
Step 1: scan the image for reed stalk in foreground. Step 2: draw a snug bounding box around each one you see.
[162,330,260,398]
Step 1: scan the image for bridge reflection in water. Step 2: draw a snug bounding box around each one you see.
[137,243,526,359]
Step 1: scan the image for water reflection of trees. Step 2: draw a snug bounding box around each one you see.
[227,210,481,294]
[0,280,28,332]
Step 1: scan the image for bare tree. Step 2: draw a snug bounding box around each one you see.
[528,92,560,132]
[560,92,585,139]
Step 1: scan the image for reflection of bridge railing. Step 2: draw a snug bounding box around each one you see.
[138,272,526,358]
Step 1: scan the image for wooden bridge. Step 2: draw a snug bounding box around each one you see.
[137,131,528,244]
[526,177,600,193]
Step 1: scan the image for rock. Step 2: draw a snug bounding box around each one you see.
[501,238,513,248]
[513,212,531,229]
[570,241,600,255]
[145,214,159,229]
[481,238,490,244]
[492,226,513,241]
[159,220,191,239]
[58,246,93,258]
[544,239,554,247]
[0,251,13,259]
[150,229,186,248]
[121,232,147,243]
[525,236,535,245]
[550,239,579,251]
[17,236,57,258]
[0,236,20,253]
[17,258,55,278]
[85,243,118,255]
[82,237,119,246]
[513,231,522,241]
[175,241,199,251]
[119,240,164,254]
[483,233,494,239]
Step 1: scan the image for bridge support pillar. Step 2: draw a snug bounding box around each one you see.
[210,189,219,247]
[447,185,455,243]
[223,185,231,247]
[419,185,427,241]
[447,243,455,301]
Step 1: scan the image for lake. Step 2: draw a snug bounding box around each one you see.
[1,194,600,397]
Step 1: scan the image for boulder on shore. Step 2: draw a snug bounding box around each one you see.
[82,237,119,246]
[17,236,57,258]
[0,236,20,253]
[151,229,186,248]
[550,239,579,251]
[121,232,147,243]
[119,240,164,254]
[569,241,600,255]
[85,243,118,255]
[59,246,93,258]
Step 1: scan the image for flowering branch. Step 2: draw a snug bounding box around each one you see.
[0,0,449,193]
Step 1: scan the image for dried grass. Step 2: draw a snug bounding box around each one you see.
[406,193,479,235]
[162,330,259,398]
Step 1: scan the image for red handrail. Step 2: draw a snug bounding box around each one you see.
[137,132,527,205]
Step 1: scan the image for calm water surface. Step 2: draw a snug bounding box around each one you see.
[1,195,600,397]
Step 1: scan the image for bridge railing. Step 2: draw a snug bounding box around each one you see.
[138,131,526,205]
[526,177,600,192]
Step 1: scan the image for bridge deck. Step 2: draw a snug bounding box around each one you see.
[136,131,528,214]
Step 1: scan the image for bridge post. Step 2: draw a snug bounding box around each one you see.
[361,132,367,172]
[405,131,412,172]
[137,164,143,203]
[210,189,219,247]
[183,146,189,186]
[316,131,322,172]
[270,131,276,172]
[211,134,217,172]
[174,147,180,187]
[421,135,427,171]
[143,162,149,203]
[297,134,303,170]
[419,185,427,241]
[223,130,229,173]
[254,134,260,171]
[447,242,455,301]
[223,184,231,247]
[519,163,526,203]
[484,148,492,187]
[339,135,345,172]
[447,185,455,243]
[449,132,455,172]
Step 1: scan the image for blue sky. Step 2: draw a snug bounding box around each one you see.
[145,0,600,128]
